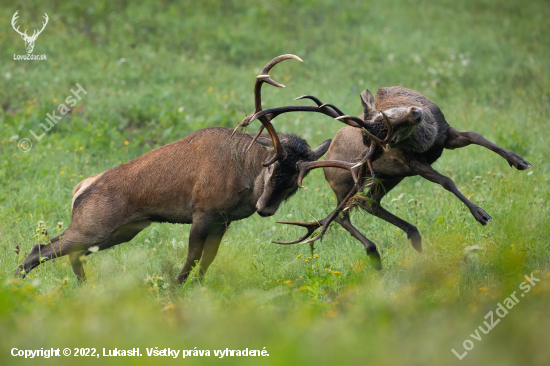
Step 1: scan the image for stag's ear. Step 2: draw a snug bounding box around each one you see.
[310,139,331,161]
[255,136,275,152]
[360,89,376,116]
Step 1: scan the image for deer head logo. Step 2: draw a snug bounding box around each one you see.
[11,11,49,54]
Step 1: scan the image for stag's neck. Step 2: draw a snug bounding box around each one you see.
[228,133,271,201]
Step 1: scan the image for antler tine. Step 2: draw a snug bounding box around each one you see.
[273,220,324,244]
[319,103,345,116]
[360,126,384,147]
[251,54,303,166]
[295,96,345,116]
[352,141,377,168]
[246,125,265,151]
[380,111,393,142]
[297,160,359,188]
[294,95,324,106]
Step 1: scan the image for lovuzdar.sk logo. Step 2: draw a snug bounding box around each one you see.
[11,10,48,61]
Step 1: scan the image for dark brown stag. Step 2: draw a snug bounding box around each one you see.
[15,55,339,284]
[246,86,531,269]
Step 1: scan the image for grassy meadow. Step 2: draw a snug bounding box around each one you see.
[1,0,550,365]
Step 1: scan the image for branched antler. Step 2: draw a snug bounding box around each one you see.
[275,164,366,245]
[231,54,303,166]
[267,100,395,245]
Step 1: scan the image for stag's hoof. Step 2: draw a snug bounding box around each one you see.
[472,207,492,226]
[408,231,423,253]
[516,160,532,170]
[508,155,531,170]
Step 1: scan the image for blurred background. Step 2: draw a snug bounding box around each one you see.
[1,0,549,365]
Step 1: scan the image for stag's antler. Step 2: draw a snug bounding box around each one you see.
[296,160,360,187]
[262,95,395,245]
[275,164,366,245]
[232,54,303,166]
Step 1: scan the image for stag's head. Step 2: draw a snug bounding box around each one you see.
[358,90,423,146]
[12,11,49,54]
[254,135,331,217]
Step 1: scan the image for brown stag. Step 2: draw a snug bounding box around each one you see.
[15,55,343,284]
[246,86,531,269]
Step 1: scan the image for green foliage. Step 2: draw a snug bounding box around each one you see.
[1,0,550,365]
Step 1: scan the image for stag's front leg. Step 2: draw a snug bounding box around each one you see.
[335,212,382,270]
[411,161,492,226]
[444,128,531,170]
[177,214,215,284]
[197,222,230,279]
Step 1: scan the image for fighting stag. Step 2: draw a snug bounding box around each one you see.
[247,86,531,269]
[15,55,334,284]
[11,11,49,54]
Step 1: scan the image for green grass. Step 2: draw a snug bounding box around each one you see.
[1,0,550,365]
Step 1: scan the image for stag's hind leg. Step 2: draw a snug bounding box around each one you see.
[357,178,423,253]
[328,174,383,269]
[16,228,95,279]
[444,128,531,170]
[16,220,151,280]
